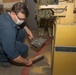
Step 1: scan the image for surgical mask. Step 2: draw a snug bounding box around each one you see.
[15,19,24,25]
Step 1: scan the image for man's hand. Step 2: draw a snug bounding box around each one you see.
[24,26,34,40]
[25,59,33,66]
[13,55,33,66]
[28,33,34,40]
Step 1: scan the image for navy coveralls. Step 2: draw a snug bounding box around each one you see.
[0,10,28,62]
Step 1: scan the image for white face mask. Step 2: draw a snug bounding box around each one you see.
[15,19,24,25]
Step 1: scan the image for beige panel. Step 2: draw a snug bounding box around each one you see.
[4,8,11,12]
[55,24,76,47]
[2,2,20,8]
[3,0,20,3]
[0,0,2,2]
[53,52,76,75]
[0,1,22,8]
[0,0,22,12]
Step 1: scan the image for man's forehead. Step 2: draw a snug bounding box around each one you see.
[17,12,26,17]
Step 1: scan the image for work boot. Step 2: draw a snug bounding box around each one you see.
[0,62,12,68]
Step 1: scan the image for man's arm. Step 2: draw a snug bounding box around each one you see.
[24,26,34,40]
[1,28,32,66]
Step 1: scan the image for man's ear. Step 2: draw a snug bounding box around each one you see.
[11,11,15,15]
[11,11,16,18]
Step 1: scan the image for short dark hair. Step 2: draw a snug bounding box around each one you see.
[11,2,29,17]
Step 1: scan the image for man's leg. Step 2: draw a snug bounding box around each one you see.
[16,28,26,43]
[0,28,27,66]
[16,28,28,57]
[0,42,29,67]
[0,42,29,61]
[0,53,9,62]
[0,45,12,68]
[16,41,29,57]
[0,45,9,62]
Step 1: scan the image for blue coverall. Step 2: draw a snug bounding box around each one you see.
[0,10,28,62]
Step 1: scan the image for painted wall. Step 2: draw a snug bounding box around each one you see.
[27,0,38,30]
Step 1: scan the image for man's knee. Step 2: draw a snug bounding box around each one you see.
[21,45,29,57]
[24,45,29,53]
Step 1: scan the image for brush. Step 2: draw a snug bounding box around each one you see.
[31,54,44,64]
